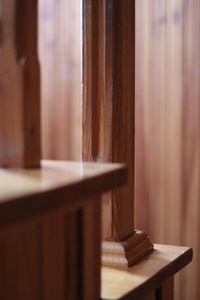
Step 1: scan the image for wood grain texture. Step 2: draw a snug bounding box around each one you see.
[0,225,41,300]
[111,0,135,241]
[0,0,41,167]
[83,0,114,239]
[83,0,106,162]
[135,0,200,299]
[41,212,83,300]
[101,244,192,300]
[83,197,101,300]
[0,210,87,300]
[83,0,135,242]
[39,0,81,160]
[41,216,67,300]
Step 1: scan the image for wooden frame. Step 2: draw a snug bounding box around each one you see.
[83,0,153,267]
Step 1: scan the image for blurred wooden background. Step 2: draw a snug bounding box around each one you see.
[135,0,200,299]
[39,0,81,160]
[38,0,200,299]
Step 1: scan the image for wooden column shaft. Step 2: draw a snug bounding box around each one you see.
[0,0,41,168]
[83,0,153,267]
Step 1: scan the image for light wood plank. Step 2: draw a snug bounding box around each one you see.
[135,0,200,299]
[39,0,81,160]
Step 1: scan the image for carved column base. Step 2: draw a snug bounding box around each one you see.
[102,230,153,268]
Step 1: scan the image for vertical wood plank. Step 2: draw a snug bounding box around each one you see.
[111,0,135,241]
[41,212,82,300]
[65,212,82,300]
[101,0,113,240]
[0,226,41,300]
[135,0,200,299]
[83,0,113,240]
[164,0,183,244]
[0,210,94,300]
[39,0,81,160]
[83,198,101,300]
[0,0,41,167]
[83,0,106,162]
[83,0,135,242]
[180,1,200,300]
[162,277,174,300]
[41,216,66,300]
[135,0,150,233]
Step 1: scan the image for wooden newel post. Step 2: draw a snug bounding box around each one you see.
[0,0,41,168]
[83,0,153,267]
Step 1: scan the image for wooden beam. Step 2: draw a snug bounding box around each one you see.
[83,0,153,267]
[0,0,41,167]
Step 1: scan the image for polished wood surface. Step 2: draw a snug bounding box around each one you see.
[39,0,81,160]
[0,161,127,300]
[0,160,127,228]
[135,1,200,299]
[101,244,192,300]
[0,0,40,167]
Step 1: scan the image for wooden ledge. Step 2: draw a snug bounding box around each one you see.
[101,244,193,300]
[102,230,153,267]
[0,160,127,228]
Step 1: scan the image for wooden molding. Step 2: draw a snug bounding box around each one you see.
[102,230,153,267]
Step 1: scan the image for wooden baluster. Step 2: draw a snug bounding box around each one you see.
[0,0,41,168]
[83,0,153,267]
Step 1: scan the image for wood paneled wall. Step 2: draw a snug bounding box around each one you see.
[135,0,200,299]
[83,0,153,267]
[0,198,101,300]
[83,0,135,242]
[39,0,81,160]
